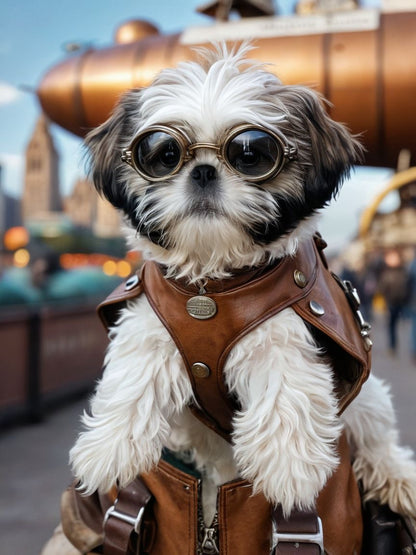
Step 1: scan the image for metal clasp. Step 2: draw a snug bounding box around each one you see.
[284,144,298,161]
[103,501,145,534]
[271,516,324,554]
[332,274,373,351]
[121,149,133,166]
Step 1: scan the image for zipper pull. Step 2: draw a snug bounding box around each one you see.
[201,526,219,554]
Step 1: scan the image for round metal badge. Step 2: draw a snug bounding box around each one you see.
[186,296,217,320]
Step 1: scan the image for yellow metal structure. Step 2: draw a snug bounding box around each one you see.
[359,166,416,238]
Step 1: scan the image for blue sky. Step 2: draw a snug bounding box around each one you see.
[0,0,390,249]
[0,0,211,199]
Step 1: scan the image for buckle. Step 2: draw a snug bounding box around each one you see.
[272,516,324,554]
[103,501,145,534]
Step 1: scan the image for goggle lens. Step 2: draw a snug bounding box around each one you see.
[134,131,182,179]
[225,129,282,179]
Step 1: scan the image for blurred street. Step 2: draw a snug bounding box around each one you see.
[0,314,415,555]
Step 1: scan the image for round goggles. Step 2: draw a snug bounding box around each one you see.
[121,124,297,183]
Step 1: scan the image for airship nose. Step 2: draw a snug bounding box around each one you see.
[36,20,163,137]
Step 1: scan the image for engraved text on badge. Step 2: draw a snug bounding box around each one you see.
[186,296,217,320]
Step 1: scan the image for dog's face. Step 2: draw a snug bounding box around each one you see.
[86,45,362,280]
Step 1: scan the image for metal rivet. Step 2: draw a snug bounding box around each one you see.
[191,362,210,379]
[125,275,140,290]
[294,269,307,288]
[309,300,325,316]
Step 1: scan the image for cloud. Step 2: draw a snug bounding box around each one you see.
[0,153,24,197]
[0,82,22,106]
[0,152,24,170]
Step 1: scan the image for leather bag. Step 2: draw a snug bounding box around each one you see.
[361,500,416,555]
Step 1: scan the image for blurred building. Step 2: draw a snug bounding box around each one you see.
[22,113,62,223]
[21,114,121,238]
[0,166,21,234]
[64,177,96,229]
[94,196,123,238]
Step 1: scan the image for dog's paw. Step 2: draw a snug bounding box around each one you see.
[225,308,343,516]
[354,445,416,518]
[232,408,341,517]
[70,412,164,495]
[251,457,339,517]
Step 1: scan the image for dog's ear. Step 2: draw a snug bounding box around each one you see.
[278,86,364,208]
[84,90,141,210]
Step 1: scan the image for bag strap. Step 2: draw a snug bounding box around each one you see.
[362,499,416,555]
[103,477,152,555]
[100,476,323,555]
[399,515,416,553]
[271,506,324,554]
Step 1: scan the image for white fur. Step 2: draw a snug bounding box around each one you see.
[342,375,416,518]
[72,45,416,532]
[124,215,320,283]
[226,309,341,514]
[70,296,193,493]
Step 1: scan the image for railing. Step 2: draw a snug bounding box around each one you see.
[0,303,109,426]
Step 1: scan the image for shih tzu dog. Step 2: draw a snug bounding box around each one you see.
[69,43,416,543]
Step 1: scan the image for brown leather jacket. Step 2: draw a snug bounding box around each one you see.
[62,433,362,554]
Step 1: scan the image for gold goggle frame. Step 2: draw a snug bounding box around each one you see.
[121,123,297,183]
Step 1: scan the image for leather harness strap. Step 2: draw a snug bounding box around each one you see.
[98,236,370,442]
[101,475,323,554]
[272,507,323,554]
[141,239,318,440]
[103,478,152,555]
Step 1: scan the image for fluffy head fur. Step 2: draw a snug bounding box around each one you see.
[85,43,363,281]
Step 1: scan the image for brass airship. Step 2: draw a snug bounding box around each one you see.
[37,5,416,168]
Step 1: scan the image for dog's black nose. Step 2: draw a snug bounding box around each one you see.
[190,164,217,189]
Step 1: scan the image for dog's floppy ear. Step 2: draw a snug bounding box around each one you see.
[84,90,141,210]
[278,86,364,208]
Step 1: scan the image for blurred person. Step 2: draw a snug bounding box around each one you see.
[409,248,416,363]
[30,250,62,294]
[0,249,65,308]
[360,250,384,322]
[377,249,411,355]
